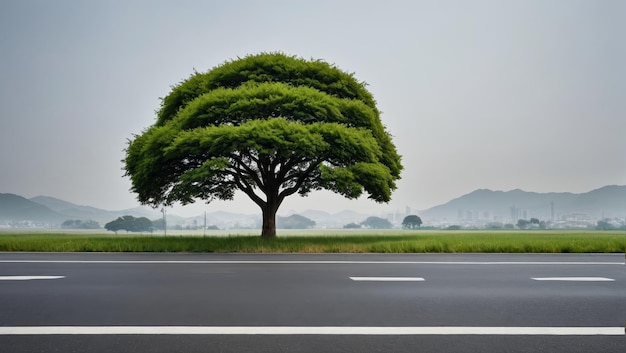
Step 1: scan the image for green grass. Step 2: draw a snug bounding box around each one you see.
[0,230,624,253]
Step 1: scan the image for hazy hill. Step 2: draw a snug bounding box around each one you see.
[569,185,626,213]
[0,194,166,226]
[31,196,166,224]
[421,185,626,221]
[298,209,331,220]
[277,214,316,229]
[3,185,624,228]
[0,193,66,223]
[30,196,112,221]
[184,210,260,229]
[298,209,369,228]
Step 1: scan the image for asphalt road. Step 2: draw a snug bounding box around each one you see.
[0,253,624,352]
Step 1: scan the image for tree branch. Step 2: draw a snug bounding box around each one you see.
[228,171,265,208]
[278,160,321,200]
[276,156,309,182]
[230,154,266,193]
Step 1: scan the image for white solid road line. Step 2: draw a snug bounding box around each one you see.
[531,277,615,282]
[350,277,425,281]
[0,260,623,265]
[0,326,622,336]
[0,276,65,281]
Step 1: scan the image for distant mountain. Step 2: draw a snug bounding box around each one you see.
[421,185,626,222]
[569,185,626,213]
[3,185,623,228]
[0,194,166,226]
[277,214,316,229]
[116,206,164,221]
[0,193,66,224]
[298,209,331,220]
[184,210,260,229]
[301,209,369,228]
[30,196,112,221]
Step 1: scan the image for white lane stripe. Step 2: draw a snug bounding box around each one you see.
[0,260,622,265]
[350,277,425,282]
[0,326,622,336]
[0,276,65,281]
[532,277,615,282]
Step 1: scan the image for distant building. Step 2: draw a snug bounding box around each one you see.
[510,206,528,222]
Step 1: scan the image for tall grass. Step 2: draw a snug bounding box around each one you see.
[0,230,624,253]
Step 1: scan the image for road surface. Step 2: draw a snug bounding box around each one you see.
[0,253,624,352]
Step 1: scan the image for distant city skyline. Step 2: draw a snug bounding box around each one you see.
[1,0,624,218]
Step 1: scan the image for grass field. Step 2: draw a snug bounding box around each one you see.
[0,230,624,253]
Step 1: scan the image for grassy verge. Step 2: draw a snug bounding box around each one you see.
[0,230,624,253]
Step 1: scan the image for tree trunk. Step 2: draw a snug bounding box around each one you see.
[261,202,278,238]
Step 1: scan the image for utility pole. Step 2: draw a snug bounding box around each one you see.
[161,207,167,236]
[204,211,207,236]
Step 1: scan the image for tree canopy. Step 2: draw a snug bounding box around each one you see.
[124,53,402,237]
[104,215,152,234]
[402,215,422,229]
[361,216,393,229]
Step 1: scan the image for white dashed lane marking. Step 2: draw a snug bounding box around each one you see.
[350,277,425,282]
[531,277,615,282]
[0,276,65,281]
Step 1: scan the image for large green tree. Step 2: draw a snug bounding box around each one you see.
[124,53,402,237]
[104,215,152,234]
[402,215,422,229]
[361,216,393,229]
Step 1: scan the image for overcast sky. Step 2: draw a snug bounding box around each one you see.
[1,0,624,217]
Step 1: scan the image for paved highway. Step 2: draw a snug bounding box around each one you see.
[0,253,624,352]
